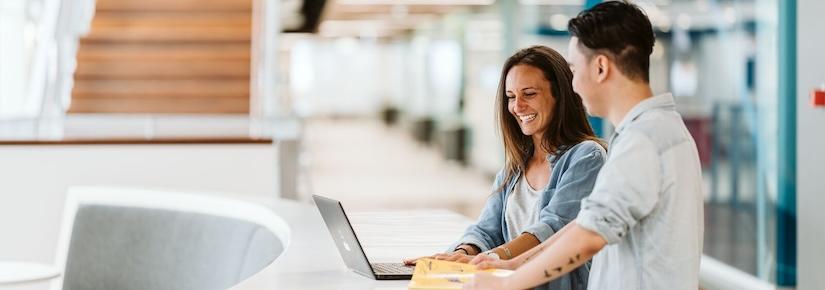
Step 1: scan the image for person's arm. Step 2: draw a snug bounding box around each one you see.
[470,220,573,269]
[505,222,605,287]
[489,232,539,260]
[463,222,605,290]
[510,222,570,265]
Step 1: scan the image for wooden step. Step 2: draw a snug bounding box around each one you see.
[84,12,252,43]
[76,43,250,62]
[69,97,250,114]
[70,0,254,114]
[96,0,252,12]
[75,59,250,80]
[84,27,251,43]
[90,11,251,28]
[72,79,249,99]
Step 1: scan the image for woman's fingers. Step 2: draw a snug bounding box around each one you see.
[404,252,462,265]
[468,254,489,265]
[469,253,499,265]
[456,255,474,263]
[476,260,511,270]
[403,255,433,265]
[434,252,461,261]
[408,252,478,265]
[476,261,495,270]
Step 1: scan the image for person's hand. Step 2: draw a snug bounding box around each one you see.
[470,254,517,270]
[403,255,433,266]
[462,272,512,290]
[468,254,496,265]
[433,251,475,263]
[403,251,475,265]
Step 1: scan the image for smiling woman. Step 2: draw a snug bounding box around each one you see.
[506,64,556,139]
[496,46,604,187]
[405,45,607,290]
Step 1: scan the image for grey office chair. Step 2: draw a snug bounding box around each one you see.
[52,187,290,290]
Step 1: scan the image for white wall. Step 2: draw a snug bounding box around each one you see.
[0,0,33,118]
[0,144,277,264]
[796,0,825,288]
[290,38,395,118]
[463,46,503,175]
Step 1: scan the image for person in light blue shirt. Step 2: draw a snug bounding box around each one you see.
[405,45,606,290]
[464,2,704,290]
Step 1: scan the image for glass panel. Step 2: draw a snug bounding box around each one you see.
[285,0,783,282]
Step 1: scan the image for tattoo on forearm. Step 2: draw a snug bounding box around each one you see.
[542,253,582,280]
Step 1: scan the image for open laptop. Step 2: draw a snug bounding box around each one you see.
[313,194,414,280]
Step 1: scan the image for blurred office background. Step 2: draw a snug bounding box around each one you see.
[1,0,823,289]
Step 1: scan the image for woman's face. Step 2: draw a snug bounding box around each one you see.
[506,64,556,139]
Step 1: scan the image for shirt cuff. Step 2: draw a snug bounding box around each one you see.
[521,222,555,242]
[576,209,625,245]
[450,235,491,253]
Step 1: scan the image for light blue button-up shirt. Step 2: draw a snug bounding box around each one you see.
[577,93,705,290]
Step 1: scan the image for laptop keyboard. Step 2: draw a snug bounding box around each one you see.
[371,263,414,275]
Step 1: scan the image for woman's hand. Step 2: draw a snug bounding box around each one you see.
[403,251,475,265]
[433,251,475,263]
[402,255,432,266]
[469,254,518,270]
[462,272,513,290]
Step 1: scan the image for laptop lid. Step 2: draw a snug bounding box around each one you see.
[312,194,378,279]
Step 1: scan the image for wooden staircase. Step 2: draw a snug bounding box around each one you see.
[70,0,253,114]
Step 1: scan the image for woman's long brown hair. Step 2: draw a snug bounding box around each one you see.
[495,45,605,193]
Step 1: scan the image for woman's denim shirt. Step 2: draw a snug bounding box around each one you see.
[452,140,606,290]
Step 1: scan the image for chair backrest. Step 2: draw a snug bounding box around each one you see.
[52,187,290,290]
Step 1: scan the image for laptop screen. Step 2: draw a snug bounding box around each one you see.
[312,195,377,279]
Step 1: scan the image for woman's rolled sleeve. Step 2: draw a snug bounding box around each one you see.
[523,144,606,242]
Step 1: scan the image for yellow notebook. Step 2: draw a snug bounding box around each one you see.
[407,258,513,290]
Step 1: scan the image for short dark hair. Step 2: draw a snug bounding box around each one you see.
[568,0,655,82]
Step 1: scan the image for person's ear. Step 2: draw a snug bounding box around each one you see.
[595,55,609,83]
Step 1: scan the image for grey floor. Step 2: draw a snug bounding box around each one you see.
[301,118,491,218]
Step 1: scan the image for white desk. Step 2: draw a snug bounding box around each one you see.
[232,200,473,290]
[0,261,59,285]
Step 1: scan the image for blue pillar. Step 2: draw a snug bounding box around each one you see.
[777,0,797,286]
[584,0,601,9]
[587,116,603,137]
